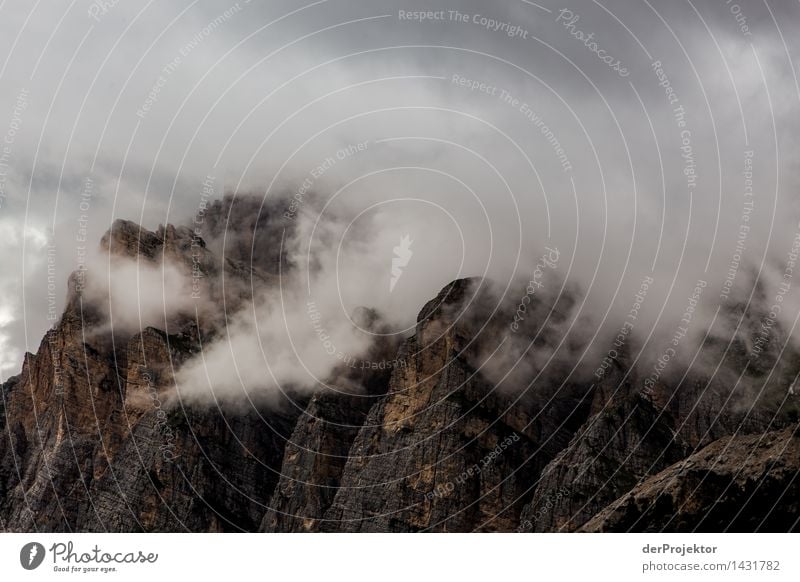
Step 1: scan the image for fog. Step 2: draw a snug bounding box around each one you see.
[0,0,798,407]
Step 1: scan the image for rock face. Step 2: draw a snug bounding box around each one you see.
[0,197,303,532]
[312,279,589,532]
[259,390,382,533]
[581,426,800,532]
[519,383,691,533]
[517,296,799,533]
[1,196,798,532]
[260,328,396,533]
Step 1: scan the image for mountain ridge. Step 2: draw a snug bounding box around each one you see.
[1,196,798,532]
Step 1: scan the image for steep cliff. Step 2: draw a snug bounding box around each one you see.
[518,297,800,533]
[582,425,800,532]
[1,197,798,532]
[0,197,301,532]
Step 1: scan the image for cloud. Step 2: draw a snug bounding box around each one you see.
[0,0,799,405]
[81,255,201,334]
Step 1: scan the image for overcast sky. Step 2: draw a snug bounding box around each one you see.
[1,0,799,379]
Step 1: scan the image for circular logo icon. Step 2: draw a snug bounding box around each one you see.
[20,542,45,570]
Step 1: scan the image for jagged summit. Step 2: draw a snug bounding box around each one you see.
[416,277,481,323]
[100,219,173,260]
[0,213,798,532]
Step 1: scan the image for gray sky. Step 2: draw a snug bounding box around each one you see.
[1,0,799,379]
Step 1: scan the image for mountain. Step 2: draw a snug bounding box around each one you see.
[1,195,798,532]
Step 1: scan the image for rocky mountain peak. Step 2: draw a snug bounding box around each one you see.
[100,219,208,267]
[1,210,797,533]
[100,219,165,260]
[416,277,480,324]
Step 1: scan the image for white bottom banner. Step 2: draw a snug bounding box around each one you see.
[0,533,796,581]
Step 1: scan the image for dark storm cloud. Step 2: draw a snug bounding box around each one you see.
[0,0,798,395]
